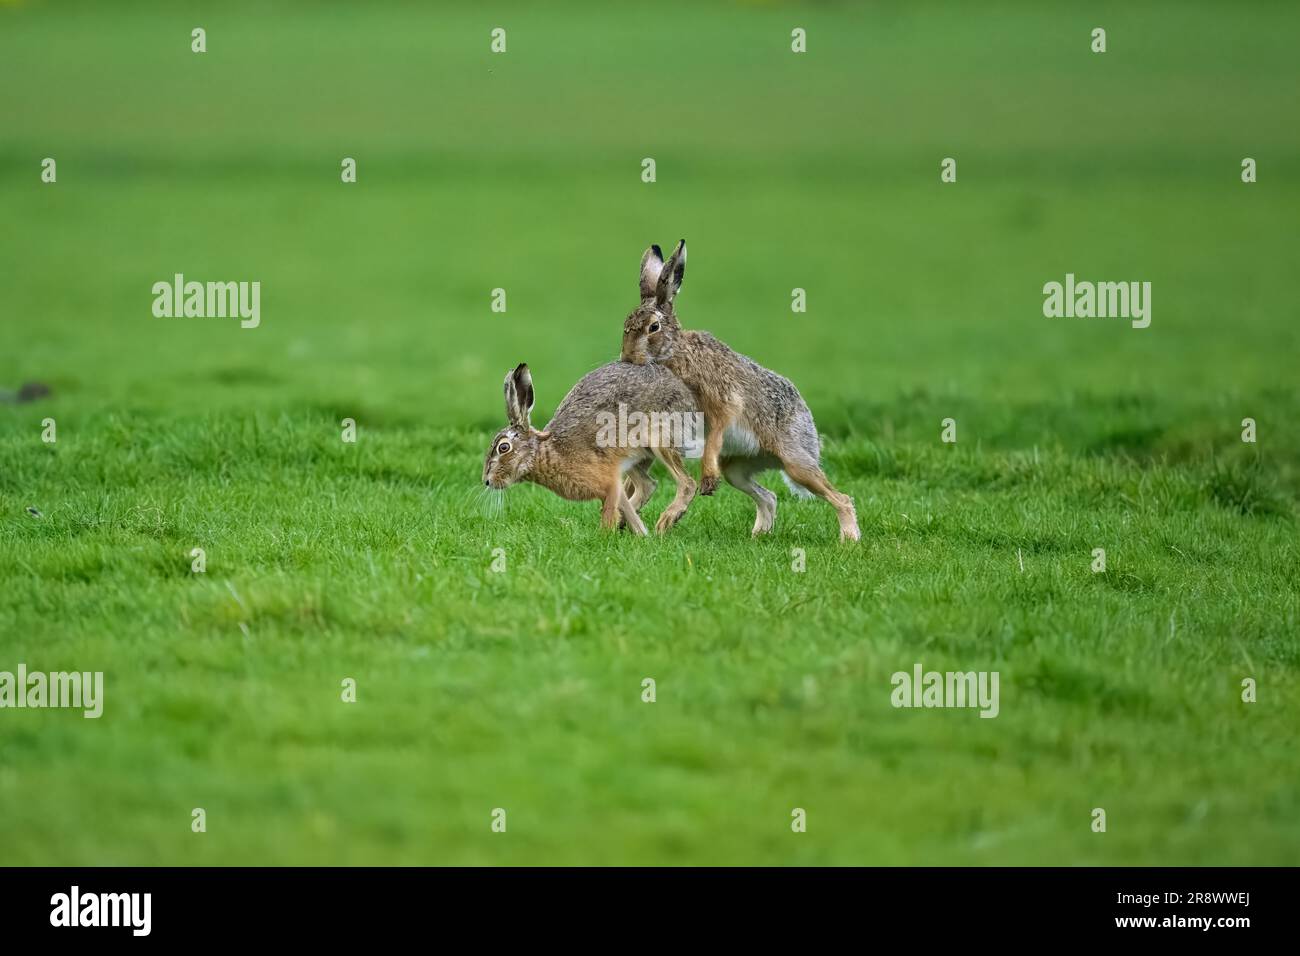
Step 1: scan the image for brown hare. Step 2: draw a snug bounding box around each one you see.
[483,362,699,535]
[620,240,860,542]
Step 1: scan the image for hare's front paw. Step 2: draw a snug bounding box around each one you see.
[699,473,721,496]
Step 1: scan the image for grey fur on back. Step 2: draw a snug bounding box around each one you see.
[684,330,822,464]
[544,361,698,449]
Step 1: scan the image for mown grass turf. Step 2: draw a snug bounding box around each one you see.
[1,0,1297,864]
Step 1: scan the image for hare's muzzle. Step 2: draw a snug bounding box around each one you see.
[621,333,644,365]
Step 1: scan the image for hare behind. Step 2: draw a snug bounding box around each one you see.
[620,240,860,542]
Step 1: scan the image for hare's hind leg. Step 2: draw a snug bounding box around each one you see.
[623,459,657,514]
[604,473,648,536]
[617,490,648,535]
[780,458,859,542]
[651,447,697,534]
[721,455,778,536]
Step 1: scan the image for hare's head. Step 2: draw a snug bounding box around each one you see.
[483,363,548,488]
[621,239,686,366]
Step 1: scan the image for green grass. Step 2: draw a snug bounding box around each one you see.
[0,0,1297,865]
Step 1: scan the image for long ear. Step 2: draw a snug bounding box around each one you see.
[503,363,535,429]
[639,244,664,300]
[655,239,686,305]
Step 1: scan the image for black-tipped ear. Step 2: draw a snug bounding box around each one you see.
[639,244,665,300]
[504,363,535,429]
[513,363,535,415]
[655,239,686,305]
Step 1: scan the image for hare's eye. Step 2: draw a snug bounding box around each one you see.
[497,441,511,455]
[648,322,660,333]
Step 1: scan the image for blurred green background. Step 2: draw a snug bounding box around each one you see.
[0,0,1297,865]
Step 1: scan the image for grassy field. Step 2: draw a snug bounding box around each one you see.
[1,0,1298,865]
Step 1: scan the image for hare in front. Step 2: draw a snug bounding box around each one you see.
[483,362,699,535]
[620,240,860,542]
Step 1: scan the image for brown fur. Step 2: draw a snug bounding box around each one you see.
[620,240,860,541]
[482,362,698,535]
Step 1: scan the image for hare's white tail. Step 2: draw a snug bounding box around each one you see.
[781,471,815,499]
